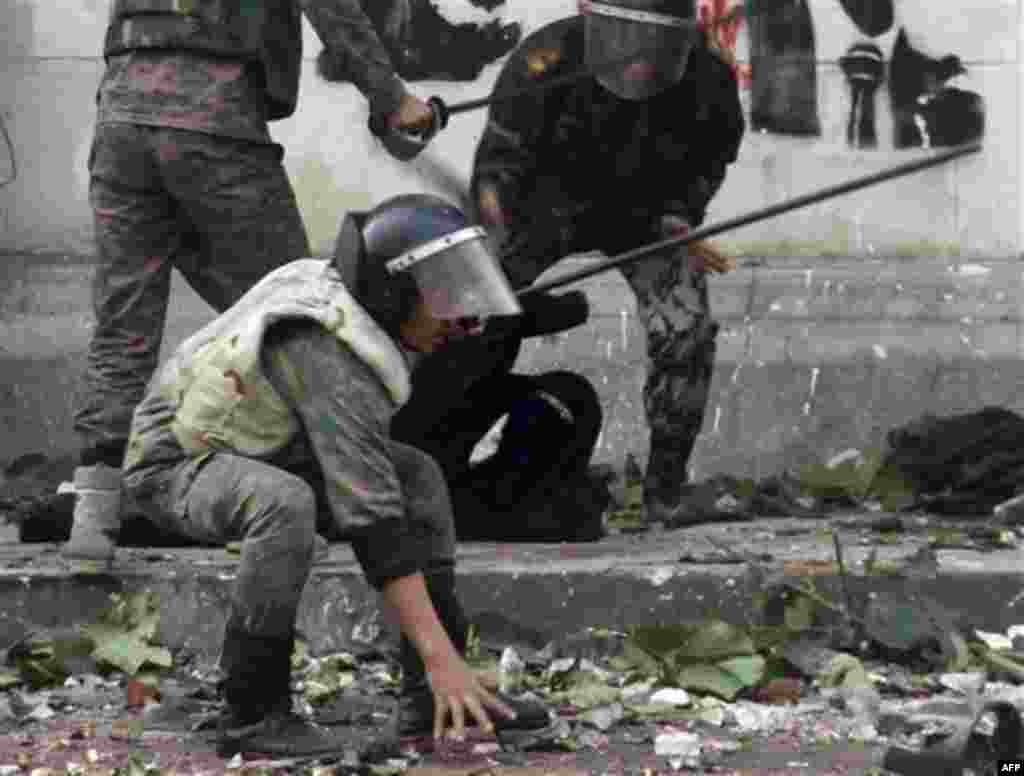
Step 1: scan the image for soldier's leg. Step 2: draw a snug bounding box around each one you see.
[620,250,718,524]
[126,454,340,756]
[67,124,182,561]
[260,325,555,743]
[159,129,310,311]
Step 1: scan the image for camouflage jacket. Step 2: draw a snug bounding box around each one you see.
[104,0,405,122]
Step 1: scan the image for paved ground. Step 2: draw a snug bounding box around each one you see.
[3,511,1024,774]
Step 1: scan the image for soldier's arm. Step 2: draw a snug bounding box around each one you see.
[263,320,512,739]
[300,0,406,118]
[262,320,430,589]
[662,54,746,229]
[470,58,552,218]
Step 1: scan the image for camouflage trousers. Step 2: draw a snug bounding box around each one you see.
[500,212,718,504]
[74,123,310,466]
[126,444,455,639]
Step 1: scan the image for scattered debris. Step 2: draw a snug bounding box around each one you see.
[937,672,986,698]
[81,591,173,677]
[498,647,526,695]
[653,730,701,762]
[751,677,803,705]
[578,703,623,731]
[623,621,765,701]
[9,453,1024,774]
[648,688,691,707]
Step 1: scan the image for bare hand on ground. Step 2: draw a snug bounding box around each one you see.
[426,654,516,740]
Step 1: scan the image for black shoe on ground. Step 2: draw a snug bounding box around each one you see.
[217,706,345,758]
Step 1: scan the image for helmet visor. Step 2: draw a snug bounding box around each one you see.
[386,226,522,320]
[584,2,696,100]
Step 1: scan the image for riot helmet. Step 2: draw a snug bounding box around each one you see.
[333,194,521,339]
[584,0,698,100]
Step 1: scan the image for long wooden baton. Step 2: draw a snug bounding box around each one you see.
[518,141,982,297]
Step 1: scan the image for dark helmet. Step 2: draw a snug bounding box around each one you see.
[332,194,521,338]
[583,0,698,100]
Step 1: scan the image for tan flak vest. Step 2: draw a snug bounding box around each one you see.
[151,259,411,459]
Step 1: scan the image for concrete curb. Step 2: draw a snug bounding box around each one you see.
[2,517,1024,659]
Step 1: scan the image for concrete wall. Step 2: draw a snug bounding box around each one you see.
[3,252,1024,480]
[1,0,1023,481]
[0,0,1018,256]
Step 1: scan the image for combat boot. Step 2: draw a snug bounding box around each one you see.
[642,431,699,526]
[217,626,343,758]
[63,463,122,562]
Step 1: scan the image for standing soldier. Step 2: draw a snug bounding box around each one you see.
[470,1,745,525]
[67,0,439,561]
[121,194,556,755]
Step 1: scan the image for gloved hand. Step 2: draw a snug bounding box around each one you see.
[369,96,446,162]
[387,93,435,133]
[485,290,590,341]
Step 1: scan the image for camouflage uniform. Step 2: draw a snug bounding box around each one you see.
[470,16,744,513]
[118,260,471,752]
[75,0,410,468]
[124,321,452,637]
[122,258,448,637]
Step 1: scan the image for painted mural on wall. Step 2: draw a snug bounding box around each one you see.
[316,0,522,82]
[702,0,984,149]
[838,6,983,149]
[315,0,984,152]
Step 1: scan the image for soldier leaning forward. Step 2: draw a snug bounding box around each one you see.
[122,195,558,755]
[471,3,746,525]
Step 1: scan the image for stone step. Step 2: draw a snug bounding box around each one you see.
[2,518,1022,661]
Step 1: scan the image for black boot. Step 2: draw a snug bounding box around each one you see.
[643,428,702,525]
[395,568,555,747]
[217,626,343,758]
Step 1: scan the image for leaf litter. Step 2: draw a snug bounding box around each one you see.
[7,533,1024,774]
